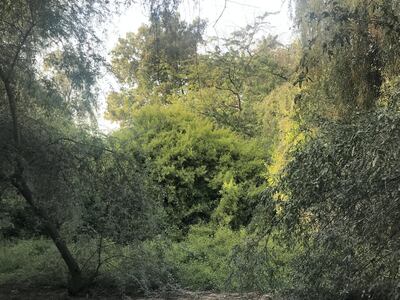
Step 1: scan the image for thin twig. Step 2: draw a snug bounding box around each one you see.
[213,0,227,28]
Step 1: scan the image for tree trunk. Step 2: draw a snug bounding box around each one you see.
[13,176,85,295]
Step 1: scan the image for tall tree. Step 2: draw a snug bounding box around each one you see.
[107,11,205,121]
[182,34,292,137]
[0,0,128,294]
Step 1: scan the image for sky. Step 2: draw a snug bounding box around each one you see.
[98,0,294,131]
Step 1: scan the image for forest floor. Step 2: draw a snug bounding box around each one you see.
[0,286,275,300]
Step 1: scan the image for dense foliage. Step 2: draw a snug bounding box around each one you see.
[116,103,267,229]
[3,0,400,299]
[247,0,400,299]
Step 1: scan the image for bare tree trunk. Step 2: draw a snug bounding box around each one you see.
[12,176,85,295]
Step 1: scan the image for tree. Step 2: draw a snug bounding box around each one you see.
[292,0,400,118]
[181,19,293,137]
[0,0,133,294]
[272,110,400,298]
[106,12,205,121]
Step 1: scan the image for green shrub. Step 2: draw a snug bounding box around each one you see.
[0,239,66,287]
[116,103,267,230]
[2,231,290,295]
[0,238,176,294]
[276,110,400,298]
[229,232,299,294]
[166,224,244,291]
[103,238,176,294]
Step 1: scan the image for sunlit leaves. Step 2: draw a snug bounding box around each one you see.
[115,103,267,229]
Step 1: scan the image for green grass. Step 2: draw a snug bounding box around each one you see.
[0,239,67,287]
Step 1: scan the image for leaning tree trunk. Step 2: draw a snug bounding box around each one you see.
[1,73,86,295]
[12,174,86,295]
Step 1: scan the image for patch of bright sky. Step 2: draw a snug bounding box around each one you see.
[98,0,294,132]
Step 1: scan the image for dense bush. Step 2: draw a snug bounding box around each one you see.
[0,233,242,294]
[116,103,267,230]
[166,224,244,291]
[0,238,175,294]
[277,110,400,299]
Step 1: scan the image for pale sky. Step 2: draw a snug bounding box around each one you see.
[98,0,294,132]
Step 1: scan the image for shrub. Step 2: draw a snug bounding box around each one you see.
[0,239,66,287]
[103,238,176,295]
[166,224,244,291]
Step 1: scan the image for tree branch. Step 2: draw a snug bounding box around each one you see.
[213,0,227,28]
[8,21,35,77]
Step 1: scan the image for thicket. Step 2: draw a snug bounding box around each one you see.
[3,0,400,299]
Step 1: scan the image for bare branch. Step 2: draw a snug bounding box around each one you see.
[213,0,227,28]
